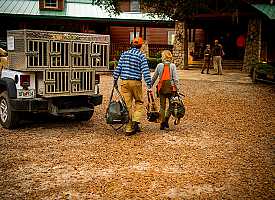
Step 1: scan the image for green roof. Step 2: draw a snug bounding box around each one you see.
[252,4,275,20]
[0,0,170,23]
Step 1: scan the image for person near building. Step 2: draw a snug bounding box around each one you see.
[201,44,212,74]
[151,50,179,130]
[212,40,224,75]
[113,37,152,136]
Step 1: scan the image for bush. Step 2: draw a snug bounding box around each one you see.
[147,58,162,69]
[252,62,275,82]
[256,63,275,74]
[109,61,118,70]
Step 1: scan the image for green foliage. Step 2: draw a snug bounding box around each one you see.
[90,0,241,21]
[113,50,123,60]
[109,60,118,70]
[90,0,121,14]
[255,63,275,75]
[90,0,207,21]
[251,62,275,82]
[154,51,162,59]
[141,0,197,20]
[147,58,162,69]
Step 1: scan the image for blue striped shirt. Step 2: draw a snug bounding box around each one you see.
[113,47,152,89]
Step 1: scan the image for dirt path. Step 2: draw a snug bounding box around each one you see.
[0,75,274,199]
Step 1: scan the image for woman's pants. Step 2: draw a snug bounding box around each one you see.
[159,93,172,123]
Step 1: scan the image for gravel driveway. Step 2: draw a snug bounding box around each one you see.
[0,74,274,199]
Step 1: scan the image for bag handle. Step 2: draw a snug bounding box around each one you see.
[108,84,127,109]
[147,91,155,104]
[106,83,129,119]
[106,83,129,132]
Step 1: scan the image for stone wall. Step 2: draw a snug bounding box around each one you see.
[243,18,262,72]
[172,21,186,69]
[140,40,149,58]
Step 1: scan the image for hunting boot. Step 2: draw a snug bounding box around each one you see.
[160,122,166,130]
[164,117,169,128]
[132,121,141,133]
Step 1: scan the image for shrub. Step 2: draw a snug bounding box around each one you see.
[252,62,275,82]
[147,58,162,69]
[109,61,118,70]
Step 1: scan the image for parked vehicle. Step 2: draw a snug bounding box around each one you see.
[0,29,110,129]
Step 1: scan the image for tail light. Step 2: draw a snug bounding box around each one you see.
[20,75,30,88]
[95,74,100,84]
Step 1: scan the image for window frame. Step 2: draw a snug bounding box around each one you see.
[130,0,140,12]
[168,31,175,45]
[130,32,140,44]
[44,0,58,9]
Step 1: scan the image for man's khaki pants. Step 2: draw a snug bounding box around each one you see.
[120,80,144,133]
[213,56,223,75]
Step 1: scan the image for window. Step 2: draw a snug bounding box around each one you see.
[130,0,140,12]
[45,0,58,8]
[39,0,64,11]
[130,32,139,43]
[168,31,175,45]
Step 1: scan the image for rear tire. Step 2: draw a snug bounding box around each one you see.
[74,107,94,121]
[0,91,20,129]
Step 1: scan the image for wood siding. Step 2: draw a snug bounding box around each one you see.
[110,26,174,44]
[110,26,205,45]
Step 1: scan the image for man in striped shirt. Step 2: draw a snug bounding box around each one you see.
[113,37,152,136]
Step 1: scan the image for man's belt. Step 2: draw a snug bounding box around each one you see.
[123,78,142,81]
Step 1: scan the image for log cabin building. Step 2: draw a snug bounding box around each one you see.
[0,0,274,68]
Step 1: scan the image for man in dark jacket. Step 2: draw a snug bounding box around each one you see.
[201,44,211,74]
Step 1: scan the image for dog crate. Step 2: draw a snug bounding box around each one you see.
[7,29,110,97]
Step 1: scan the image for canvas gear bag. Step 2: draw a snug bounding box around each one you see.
[168,93,185,125]
[105,85,129,131]
[146,92,160,123]
[156,63,177,97]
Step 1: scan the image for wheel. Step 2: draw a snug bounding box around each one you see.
[0,91,20,129]
[74,107,94,121]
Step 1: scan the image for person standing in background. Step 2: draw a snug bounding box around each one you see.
[201,44,212,74]
[212,40,224,75]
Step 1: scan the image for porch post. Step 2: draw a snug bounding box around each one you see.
[144,26,147,40]
[140,25,149,58]
[134,27,136,37]
[139,26,142,38]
